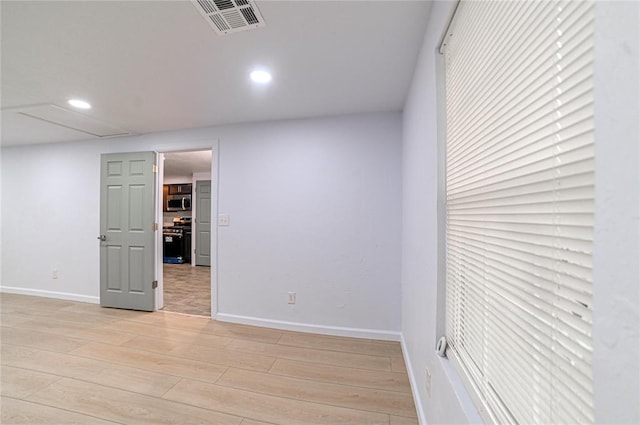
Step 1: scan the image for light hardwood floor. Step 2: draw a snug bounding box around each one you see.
[163,263,211,316]
[0,293,417,425]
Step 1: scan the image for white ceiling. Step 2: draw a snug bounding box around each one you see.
[0,1,431,147]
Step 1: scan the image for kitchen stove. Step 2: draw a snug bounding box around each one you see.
[163,216,192,264]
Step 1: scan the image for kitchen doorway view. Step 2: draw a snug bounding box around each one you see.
[162,150,212,317]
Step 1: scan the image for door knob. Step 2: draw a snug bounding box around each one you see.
[97,235,107,241]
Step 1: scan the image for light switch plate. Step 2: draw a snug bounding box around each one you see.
[218,214,230,226]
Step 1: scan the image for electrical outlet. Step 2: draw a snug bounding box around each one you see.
[425,367,432,397]
[288,292,296,304]
[218,214,230,226]
[52,269,58,279]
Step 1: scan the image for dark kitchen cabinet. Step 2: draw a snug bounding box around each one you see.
[162,185,169,212]
[163,184,192,212]
[168,184,192,195]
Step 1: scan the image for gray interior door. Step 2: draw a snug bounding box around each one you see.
[99,152,156,311]
[195,180,211,267]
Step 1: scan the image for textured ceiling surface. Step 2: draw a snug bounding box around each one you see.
[1,1,431,146]
[164,150,212,179]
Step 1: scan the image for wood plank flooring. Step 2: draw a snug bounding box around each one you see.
[163,263,211,316]
[0,293,417,425]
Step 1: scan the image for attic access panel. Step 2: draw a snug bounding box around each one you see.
[10,104,131,138]
[192,0,265,35]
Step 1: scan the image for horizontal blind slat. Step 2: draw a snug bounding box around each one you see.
[445,1,595,422]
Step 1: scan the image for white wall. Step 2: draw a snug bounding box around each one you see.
[192,171,212,187]
[401,1,478,424]
[215,116,402,334]
[1,112,402,337]
[164,176,192,185]
[401,1,640,424]
[1,143,105,301]
[592,2,640,423]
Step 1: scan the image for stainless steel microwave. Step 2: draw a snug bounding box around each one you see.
[167,194,191,211]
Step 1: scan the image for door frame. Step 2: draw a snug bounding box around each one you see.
[155,142,219,318]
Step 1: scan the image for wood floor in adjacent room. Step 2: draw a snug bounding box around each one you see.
[0,293,417,425]
[163,263,211,317]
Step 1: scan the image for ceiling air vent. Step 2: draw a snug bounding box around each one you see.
[192,0,265,35]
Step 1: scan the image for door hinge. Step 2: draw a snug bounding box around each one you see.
[152,280,158,289]
[152,164,158,173]
[152,222,158,231]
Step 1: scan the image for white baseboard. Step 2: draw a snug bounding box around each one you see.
[401,334,428,425]
[216,312,401,341]
[0,286,99,304]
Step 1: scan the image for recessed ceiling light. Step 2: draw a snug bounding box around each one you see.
[250,70,272,84]
[68,99,91,109]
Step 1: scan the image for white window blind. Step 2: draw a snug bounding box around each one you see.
[443,1,595,424]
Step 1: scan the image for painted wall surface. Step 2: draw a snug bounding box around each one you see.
[401,1,640,424]
[1,112,402,335]
[164,176,192,185]
[592,2,640,423]
[1,143,105,299]
[401,1,478,424]
[215,115,402,333]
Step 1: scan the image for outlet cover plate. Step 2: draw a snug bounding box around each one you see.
[218,214,230,226]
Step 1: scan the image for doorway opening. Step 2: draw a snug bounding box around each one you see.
[160,150,213,317]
